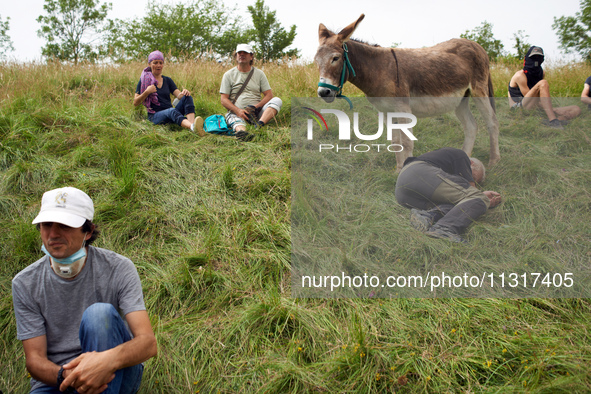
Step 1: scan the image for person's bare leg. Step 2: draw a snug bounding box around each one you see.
[523,80,557,121]
[259,108,278,125]
[181,119,192,129]
[555,105,582,121]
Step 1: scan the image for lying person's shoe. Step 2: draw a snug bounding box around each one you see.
[426,225,466,243]
[410,209,435,232]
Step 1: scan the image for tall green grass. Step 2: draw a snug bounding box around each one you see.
[0,58,590,393]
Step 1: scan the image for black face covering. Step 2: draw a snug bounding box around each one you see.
[523,46,544,89]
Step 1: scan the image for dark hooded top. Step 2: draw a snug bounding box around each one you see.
[523,46,544,89]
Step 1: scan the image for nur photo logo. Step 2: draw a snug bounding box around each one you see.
[301,107,418,153]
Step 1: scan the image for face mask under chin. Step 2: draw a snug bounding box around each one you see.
[50,254,86,279]
[41,234,87,279]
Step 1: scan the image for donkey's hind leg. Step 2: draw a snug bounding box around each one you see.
[455,97,478,157]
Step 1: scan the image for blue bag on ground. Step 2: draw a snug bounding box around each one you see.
[204,115,234,135]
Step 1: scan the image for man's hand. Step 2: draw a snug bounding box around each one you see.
[235,108,250,121]
[61,351,116,394]
[483,191,502,208]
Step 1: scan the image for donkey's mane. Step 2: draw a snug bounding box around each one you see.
[349,38,381,48]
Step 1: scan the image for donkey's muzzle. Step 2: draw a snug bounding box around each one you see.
[317,87,336,101]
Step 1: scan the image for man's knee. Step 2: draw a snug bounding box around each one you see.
[566,105,582,119]
[79,303,130,353]
[574,106,582,117]
[81,303,119,331]
[265,97,283,113]
[83,302,117,319]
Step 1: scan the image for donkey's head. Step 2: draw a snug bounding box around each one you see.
[314,14,365,102]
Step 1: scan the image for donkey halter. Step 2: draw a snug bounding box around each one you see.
[317,43,355,109]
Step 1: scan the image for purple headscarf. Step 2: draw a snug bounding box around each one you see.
[140,66,159,114]
[148,50,164,64]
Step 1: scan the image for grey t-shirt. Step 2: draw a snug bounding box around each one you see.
[219,67,272,109]
[12,246,146,391]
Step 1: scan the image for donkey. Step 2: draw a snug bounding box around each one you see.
[314,14,500,170]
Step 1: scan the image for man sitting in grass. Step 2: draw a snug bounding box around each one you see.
[394,148,502,243]
[212,44,282,141]
[508,46,581,128]
[12,187,157,393]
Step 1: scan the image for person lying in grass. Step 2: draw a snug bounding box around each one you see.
[395,147,502,243]
[133,50,205,135]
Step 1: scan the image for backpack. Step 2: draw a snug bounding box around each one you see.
[203,114,234,136]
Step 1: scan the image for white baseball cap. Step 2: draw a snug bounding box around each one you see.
[236,44,254,54]
[32,187,94,228]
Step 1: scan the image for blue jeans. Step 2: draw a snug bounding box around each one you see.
[31,303,143,394]
[148,95,195,126]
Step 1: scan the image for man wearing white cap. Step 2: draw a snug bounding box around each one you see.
[215,43,283,141]
[12,187,157,393]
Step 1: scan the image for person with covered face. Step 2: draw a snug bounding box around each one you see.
[12,187,157,393]
[395,148,502,243]
[133,50,205,135]
[508,46,581,128]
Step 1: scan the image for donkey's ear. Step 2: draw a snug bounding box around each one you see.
[318,23,333,42]
[337,14,365,43]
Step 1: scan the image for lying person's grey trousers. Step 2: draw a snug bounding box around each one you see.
[395,160,490,234]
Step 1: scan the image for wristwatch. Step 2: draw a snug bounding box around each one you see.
[57,367,76,394]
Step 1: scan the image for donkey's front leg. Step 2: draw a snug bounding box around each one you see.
[391,117,416,172]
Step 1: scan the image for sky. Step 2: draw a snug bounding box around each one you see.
[1,0,584,64]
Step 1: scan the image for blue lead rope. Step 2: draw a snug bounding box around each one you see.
[318,43,355,109]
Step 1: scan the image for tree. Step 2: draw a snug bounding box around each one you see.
[106,0,247,62]
[553,0,591,61]
[37,0,112,64]
[512,30,531,59]
[0,15,14,59]
[460,21,505,61]
[247,0,298,62]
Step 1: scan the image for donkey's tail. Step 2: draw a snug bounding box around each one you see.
[488,74,496,114]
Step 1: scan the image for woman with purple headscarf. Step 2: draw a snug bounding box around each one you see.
[133,50,205,135]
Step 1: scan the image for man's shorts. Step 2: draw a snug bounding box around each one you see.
[225,97,283,131]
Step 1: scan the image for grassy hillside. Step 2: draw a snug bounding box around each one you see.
[1,59,590,393]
